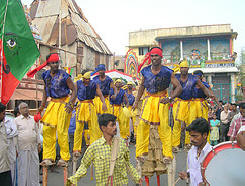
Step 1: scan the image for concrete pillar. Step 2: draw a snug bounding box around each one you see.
[207,38,211,60]
[180,40,183,60]
[207,74,212,85]
[230,73,236,103]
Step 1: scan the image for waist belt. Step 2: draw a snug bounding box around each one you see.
[51,96,68,103]
[146,90,167,97]
[79,99,93,103]
[193,98,206,102]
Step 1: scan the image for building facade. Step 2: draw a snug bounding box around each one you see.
[128,24,239,102]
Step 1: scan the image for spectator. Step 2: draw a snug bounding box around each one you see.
[228,102,233,112]
[215,100,223,120]
[38,121,43,180]
[15,102,41,186]
[209,115,220,146]
[208,108,214,123]
[0,103,13,186]
[220,104,231,142]
[13,107,20,118]
[4,112,18,186]
[179,118,211,186]
[228,102,245,141]
[228,103,238,123]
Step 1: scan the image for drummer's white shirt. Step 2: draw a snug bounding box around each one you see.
[238,125,245,133]
[187,142,212,186]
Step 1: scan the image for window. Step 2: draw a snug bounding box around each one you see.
[139,47,149,56]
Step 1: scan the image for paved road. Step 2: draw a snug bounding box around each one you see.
[42,144,188,186]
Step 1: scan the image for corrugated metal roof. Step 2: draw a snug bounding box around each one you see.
[35,0,61,17]
[30,0,112,55]
[32,16,57,43]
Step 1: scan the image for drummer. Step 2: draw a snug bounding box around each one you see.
[237,125,245,150]
[179,118,212,186]
[228,102,245,141]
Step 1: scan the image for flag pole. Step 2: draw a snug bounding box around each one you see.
[0,0,9,103]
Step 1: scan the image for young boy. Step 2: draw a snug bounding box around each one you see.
[179,118,212,186]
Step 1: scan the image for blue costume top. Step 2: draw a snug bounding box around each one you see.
[175,74,198,100]
[42,69,70,98]
[141,65,173,94]
[110,88,126,105]
[93,75,112,96]
[127,93,135,106]
[77,80,97,101]
[193,81,210,99]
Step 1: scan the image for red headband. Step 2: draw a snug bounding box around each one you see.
[27,53,60,78]
[46,53,59,63]
[150,48,163,57]
[137,48,163,73]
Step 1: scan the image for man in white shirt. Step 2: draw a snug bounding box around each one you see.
[15,102,41,186]
[220,104,231,142]
[179,118,212,186]
[4,114,18,186]
[0,103,12,186]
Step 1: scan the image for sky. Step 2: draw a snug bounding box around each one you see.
[22,0,245,60]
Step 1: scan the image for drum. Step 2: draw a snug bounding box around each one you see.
[202,141,245,186]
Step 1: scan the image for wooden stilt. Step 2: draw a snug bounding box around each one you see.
[42,166,48,186]
[90,163,93,180]
[72,158,77,175]
[172,153,177,186]
[64,166,68,184]
[167,162,173,186]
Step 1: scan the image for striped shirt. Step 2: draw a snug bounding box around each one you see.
[68,137,140,185]
[228,113,245,139]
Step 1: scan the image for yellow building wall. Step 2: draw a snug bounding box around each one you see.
[129,24,232,47]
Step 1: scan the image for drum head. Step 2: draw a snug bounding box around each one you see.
[203,142,245,186]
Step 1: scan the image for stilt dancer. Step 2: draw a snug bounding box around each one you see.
[28,53,76,184]
[133,47,182,185]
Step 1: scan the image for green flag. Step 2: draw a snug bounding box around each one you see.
[0,0,40,105]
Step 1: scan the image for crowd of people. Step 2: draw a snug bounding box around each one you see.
[207,101,244,145]
[0,102,41,186]
[0,49,245,186]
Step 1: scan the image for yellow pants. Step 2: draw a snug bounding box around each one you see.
[128,106,137,136]
[183,99,209,144]
[172,98,191,147]
[190,99,210,143]
[192,98,208,120]
[93,96,112,114]
[112,105,128,139]
[73,101,101,152]
[83,129,90,145]
[136,92,173,159]
[42,97,71,161]
[185,100,198,144]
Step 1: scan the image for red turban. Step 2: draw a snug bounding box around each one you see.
[137,48,163,73]
[27,53,60,78]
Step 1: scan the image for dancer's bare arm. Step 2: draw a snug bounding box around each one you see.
[132,77,145,110]
[96,84,107,111]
